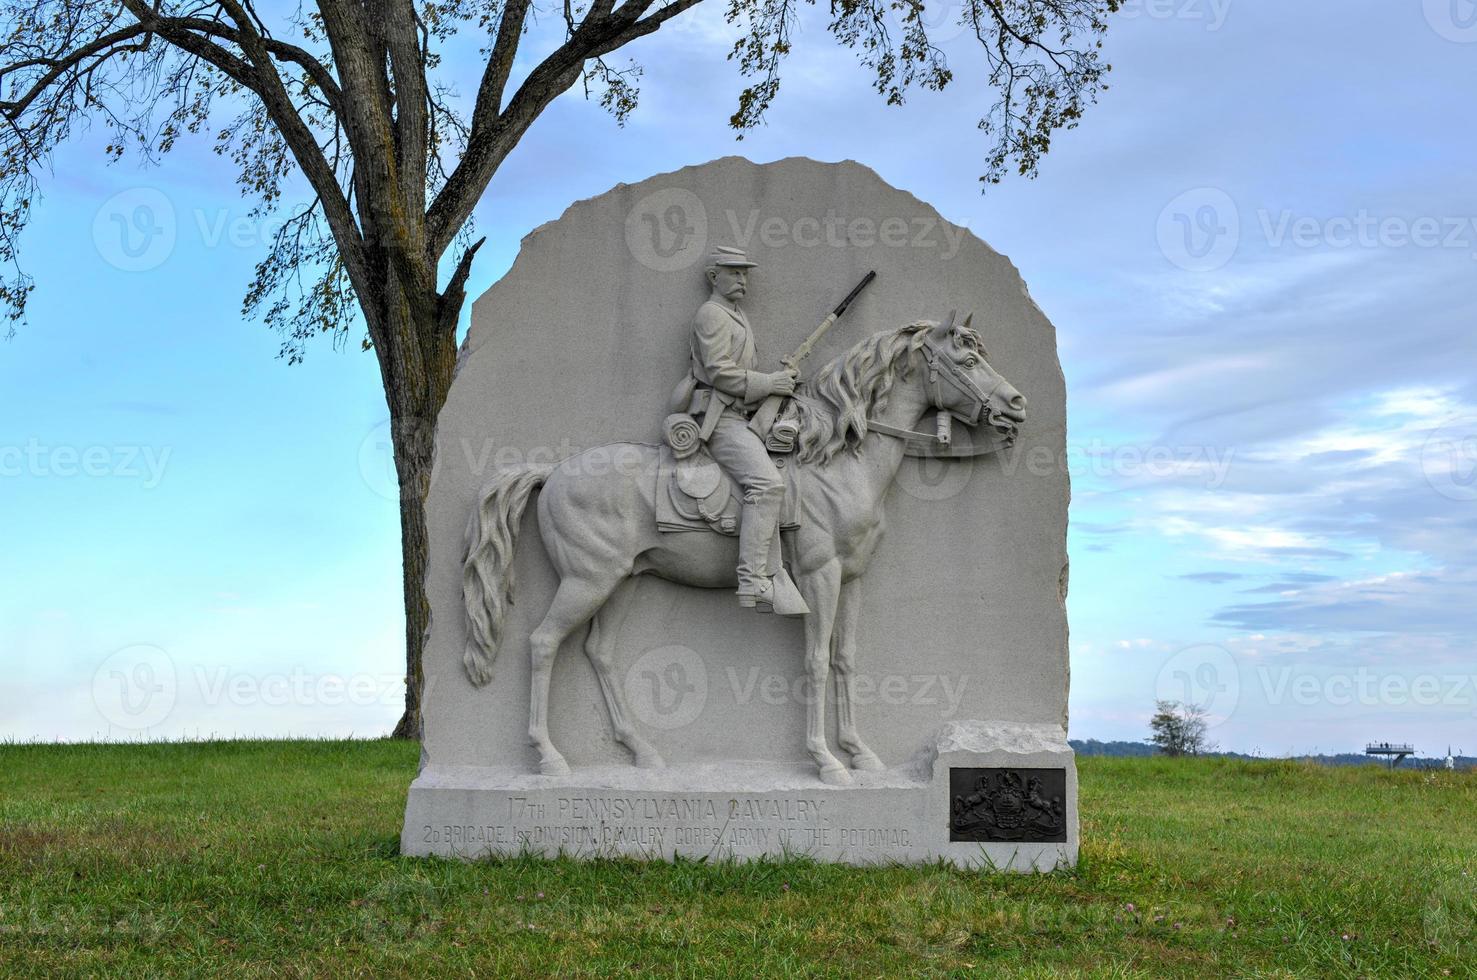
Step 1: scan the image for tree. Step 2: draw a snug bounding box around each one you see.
[2,0,1118,738]
[1148,700,1214,757]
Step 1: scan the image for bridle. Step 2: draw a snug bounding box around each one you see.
[867,334,1008,450]
[920,337,1004,427]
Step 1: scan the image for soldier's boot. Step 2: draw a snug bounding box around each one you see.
[735,487,784,612]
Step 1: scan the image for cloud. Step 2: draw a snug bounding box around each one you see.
[1213,569,1477,639]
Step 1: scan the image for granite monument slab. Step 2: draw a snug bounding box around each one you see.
[402,156,1075,869]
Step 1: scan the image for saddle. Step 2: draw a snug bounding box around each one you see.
[655,413,802,536]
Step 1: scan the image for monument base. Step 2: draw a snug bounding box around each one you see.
[402,721,1077,870]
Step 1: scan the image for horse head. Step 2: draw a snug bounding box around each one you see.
[917,312,1027,443]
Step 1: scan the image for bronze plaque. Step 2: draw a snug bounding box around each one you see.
[949,767,1067,843]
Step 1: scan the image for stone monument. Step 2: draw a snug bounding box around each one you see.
[401,157,1075,869]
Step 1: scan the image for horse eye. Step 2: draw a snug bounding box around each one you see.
[962,354,978,368]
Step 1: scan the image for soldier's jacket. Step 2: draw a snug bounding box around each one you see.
[669,300,778,431]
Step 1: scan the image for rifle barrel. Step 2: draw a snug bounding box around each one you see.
[789,271,877,366]
[832,270,877,318]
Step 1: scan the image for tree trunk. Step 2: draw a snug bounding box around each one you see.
[382,260,465,741]
[388,407,436,740]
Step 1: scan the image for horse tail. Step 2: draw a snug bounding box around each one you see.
[462,463,555,686]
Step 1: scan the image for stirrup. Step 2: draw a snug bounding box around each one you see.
[737,578,776,613]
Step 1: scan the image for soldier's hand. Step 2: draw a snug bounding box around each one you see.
[768,370,798,396]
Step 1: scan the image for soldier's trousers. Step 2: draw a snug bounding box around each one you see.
[705,412,784,591]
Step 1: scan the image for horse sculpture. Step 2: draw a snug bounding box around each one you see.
[461,314,1027,784]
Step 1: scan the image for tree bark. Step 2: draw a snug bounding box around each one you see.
[379,266,460,741]
[388,407,436,740]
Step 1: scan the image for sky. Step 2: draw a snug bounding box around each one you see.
[2,0,1475,756]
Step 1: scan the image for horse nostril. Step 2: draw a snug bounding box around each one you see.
[1009,394,1026,412]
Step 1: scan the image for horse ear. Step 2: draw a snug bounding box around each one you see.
[932,310,957,339]
[962,312,974,332]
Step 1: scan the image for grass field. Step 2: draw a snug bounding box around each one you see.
[1,741,1474,977]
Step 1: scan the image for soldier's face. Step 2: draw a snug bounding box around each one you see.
[709,266,748,302]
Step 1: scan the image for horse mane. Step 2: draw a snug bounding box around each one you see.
[790,319,984,464]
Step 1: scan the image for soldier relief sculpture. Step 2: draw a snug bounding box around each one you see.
[460,245,1028,784]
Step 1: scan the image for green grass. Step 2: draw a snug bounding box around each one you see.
[1,742,1473,977]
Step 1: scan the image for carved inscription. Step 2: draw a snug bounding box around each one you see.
[423,793,914,855]
[948,767,1067,843]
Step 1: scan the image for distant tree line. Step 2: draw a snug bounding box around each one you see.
[1070,739,1473,770]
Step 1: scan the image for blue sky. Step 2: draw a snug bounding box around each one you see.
[3,0,1475,755]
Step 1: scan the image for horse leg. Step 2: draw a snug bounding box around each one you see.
[799,559,849,785]
[832,578,885,771]
[583,577,665,768]
[528,572,618,776]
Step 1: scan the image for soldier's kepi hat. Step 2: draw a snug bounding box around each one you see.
[706,245,758,269]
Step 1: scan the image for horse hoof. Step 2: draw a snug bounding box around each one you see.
[849,749,886,771]
[540,756,571,777]
[818,764,852,786]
